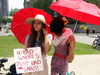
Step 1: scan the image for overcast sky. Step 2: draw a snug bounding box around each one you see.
[8,0,24,11]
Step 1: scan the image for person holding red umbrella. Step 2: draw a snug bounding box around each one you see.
[50,17,75,75]
[11,7,53,45]
[22,14,53,75]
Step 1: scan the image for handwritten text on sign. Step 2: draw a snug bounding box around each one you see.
[14,47,44,74]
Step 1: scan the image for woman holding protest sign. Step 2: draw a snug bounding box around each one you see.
[50,17,75,75]
[22,14,52,75]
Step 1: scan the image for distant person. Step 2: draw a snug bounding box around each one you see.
[0,24,2,31]
[6,25,8,32]
[92,27,95,34]
[86,28,89,35]
[76,27,79,32]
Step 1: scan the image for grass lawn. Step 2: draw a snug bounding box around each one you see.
[0,36,23,57]
[0,36,100,57]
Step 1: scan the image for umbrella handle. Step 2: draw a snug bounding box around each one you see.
[73,20,78,33]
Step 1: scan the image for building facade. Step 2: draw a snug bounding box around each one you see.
[0,0,9,16]
[24,0,35,8]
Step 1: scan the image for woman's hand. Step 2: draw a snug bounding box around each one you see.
[42,27,48,35]
[22,46,28,51]
[67,36,75,46]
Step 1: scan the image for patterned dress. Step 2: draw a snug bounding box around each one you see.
[51,28,72,75]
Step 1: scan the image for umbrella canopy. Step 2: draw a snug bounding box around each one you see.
[11,7,53,44]
[49,0,100,26]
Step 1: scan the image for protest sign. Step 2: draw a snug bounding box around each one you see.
[13,47,44,74]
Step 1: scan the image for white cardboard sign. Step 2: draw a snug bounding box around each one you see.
[13,47,44,74]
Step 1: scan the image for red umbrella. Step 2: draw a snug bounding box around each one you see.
[49,0,100,32]
[11,7,53,44]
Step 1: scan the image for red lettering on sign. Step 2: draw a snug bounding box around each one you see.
[24,65,38,72]
[16,61,29,67]
[31,60,41,66]
[18,56,23,60]
[16,50,22,55]
[23,49,34,55]
[35,53,39,58]
[18,54,34,60]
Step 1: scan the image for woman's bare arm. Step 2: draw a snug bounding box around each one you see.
[67,35,76,63]
[44,35,52,53]
[42,28,52,54]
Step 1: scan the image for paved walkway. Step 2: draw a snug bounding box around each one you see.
[0,29,100,75]
[73,33,100,45]
[0,28,14,36]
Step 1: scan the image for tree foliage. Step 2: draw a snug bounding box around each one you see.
[0,16,12,24]
[31,0,52,14]
[10,8,20,16]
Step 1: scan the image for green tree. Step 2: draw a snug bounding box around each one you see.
[0,16,12,24]
[10,8,20,16]
[31,0,52,14]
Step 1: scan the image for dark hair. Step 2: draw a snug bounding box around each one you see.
[50,17,64,34]
[28,21,46,52]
